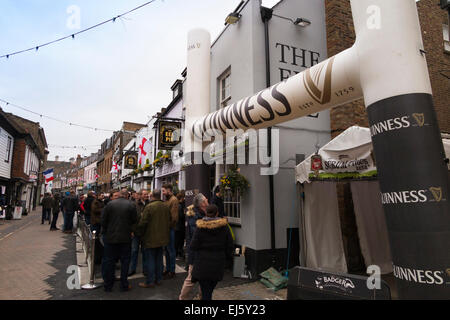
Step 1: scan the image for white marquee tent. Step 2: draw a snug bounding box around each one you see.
[295,126,450,275]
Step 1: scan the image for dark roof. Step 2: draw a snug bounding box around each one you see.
[0,108,27,136]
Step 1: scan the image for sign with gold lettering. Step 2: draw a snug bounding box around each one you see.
[158,121,181,150]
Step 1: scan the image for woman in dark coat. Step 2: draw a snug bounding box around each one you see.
[190,204,234,300]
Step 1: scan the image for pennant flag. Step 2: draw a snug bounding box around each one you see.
[43,168,54,183]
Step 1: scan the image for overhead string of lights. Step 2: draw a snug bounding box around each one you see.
[0,0,158,60]
[48,144,101,150]
[0,98,115,132]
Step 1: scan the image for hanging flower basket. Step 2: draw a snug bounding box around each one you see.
[143,164,153,172]
[219,166,250,197]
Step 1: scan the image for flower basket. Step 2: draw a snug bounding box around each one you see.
[219,166,250,197]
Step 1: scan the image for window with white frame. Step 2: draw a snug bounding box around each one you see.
[219,68,231,108]
[5,136,12,163]
[220,164,241,225]
[223,188,241,225]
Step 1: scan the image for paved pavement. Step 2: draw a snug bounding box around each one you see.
[0,207,74,299]
[0,207,287,300]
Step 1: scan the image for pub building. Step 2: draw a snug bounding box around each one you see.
[183,0,331,279]
[152,78,185,191]
[182,0,450,298]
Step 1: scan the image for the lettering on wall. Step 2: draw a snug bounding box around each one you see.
[275,43,321,81]
[275,42,321,118]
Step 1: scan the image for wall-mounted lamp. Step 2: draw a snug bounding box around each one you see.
[225,12,242,25]
[225,0,245,26]
[271,13,312,28]
[293,18,311,27]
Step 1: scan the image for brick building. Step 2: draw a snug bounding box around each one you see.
[326,0,449,136]
[97,135,115,193]
[45,158,74,193]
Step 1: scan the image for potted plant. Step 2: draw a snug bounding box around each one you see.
[219,166,250,197]
[143,160,152,176]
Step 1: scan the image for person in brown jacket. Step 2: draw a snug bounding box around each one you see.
[162,183,179,279]
[91,193,105,233]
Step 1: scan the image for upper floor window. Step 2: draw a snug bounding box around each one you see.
[5,136,12,163]
[444,24,450,54]
[219,68,231,108]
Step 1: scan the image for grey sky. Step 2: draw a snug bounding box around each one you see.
[0,0,279,162]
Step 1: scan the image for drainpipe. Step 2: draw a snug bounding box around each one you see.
[261,6,276,253]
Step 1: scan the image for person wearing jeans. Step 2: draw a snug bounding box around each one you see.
[41,193,53,225]
[129,190,149,276]
[61,191,79,234]
[50,193,61,231]
[143,247,164,285]
[129,235,148,276]
[137,189,170,288]
[162,184,179,279]
[64,211,75,232]
[164,229,176,277]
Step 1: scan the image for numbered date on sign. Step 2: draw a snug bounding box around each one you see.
[335,87,355,97]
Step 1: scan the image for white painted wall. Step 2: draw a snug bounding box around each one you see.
[0,126,14,179]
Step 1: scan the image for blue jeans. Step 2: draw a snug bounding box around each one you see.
[164,229,176,273]
[102,241,131,290]
[129,236,148,274]
[42,208,51,224]
[144,247,163,285]
[64,211,74,231]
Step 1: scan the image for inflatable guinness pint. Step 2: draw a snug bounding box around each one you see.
[185,0,449,299]
[351,1,449,299]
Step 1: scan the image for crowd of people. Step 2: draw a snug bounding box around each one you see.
[40,184,234,300]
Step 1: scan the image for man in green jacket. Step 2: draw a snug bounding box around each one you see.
[138,189,170,288]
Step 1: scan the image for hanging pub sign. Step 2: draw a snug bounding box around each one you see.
[158,121,182,150]
[124,152,138,169]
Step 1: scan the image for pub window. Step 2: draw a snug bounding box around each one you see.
[219,68,231,108]
[444,24,450,54]
[224,188,241,225]
[221,164,241,225]
[5,136,12,163]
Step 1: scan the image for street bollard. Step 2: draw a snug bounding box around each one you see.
[81,230,101,290]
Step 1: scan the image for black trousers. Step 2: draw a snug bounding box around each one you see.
[50,210,59,229]
[175,230,185,256]
[199,280,218,300]
[42,208,51,224]
[102,242,131,291]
